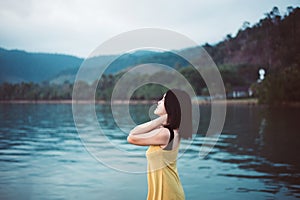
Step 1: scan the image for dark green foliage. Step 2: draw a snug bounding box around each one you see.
[256,66,300,104]
[204,7,300,73]
[0,81,74,100]
[204,7,300,103]
[132,84,168,100]
[178,66,205,95]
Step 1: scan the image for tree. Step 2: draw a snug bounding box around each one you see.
[257,66,300,104]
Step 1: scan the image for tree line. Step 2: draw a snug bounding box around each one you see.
[0,65,256,101]
[0,63,299,104]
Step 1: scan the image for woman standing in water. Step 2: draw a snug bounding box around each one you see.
[127,89,192,200]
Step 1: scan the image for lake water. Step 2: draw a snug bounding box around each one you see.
[0,103,299,200]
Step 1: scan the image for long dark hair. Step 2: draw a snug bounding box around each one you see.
[163,89,193,139]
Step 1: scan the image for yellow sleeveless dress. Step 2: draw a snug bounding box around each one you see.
[146,145,185,200]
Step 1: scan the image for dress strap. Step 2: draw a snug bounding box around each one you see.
[163,127,174,150]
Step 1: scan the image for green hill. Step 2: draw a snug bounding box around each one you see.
[204,6,300,72]
[0,48,83,83]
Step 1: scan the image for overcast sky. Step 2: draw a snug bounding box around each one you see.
[0,0,299,57]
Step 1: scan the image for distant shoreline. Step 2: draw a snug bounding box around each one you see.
[3,99,299,107]
[0,98,259,105]
[0,99,155,104]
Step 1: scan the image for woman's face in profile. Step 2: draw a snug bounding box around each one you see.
[154,94,167,116]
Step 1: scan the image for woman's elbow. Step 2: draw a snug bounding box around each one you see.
[127,135,135,144]
[127,135,144,145]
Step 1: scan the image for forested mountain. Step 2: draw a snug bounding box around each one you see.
[0,48,83,83]
[0,6,299,103]
[0,48,190,84]
[203,6,299,73]
[1,6,299,84]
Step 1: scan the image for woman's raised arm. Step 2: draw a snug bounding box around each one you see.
[129,114,167,135]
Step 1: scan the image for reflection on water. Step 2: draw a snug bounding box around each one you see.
[0,104,299,199]
[214,106,300,199]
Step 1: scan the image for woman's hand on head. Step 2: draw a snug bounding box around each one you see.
[129,114,167,136]
[127,126,170,146]
[128,114,170,146]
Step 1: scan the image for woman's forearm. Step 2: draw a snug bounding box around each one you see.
[130,115,167,135]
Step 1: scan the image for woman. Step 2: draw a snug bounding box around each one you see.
[127,89,192,200]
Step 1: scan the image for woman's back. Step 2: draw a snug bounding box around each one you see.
[146,128,185,200]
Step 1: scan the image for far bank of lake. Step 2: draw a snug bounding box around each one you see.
[1,98,300,107]
[0,98,258,104]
